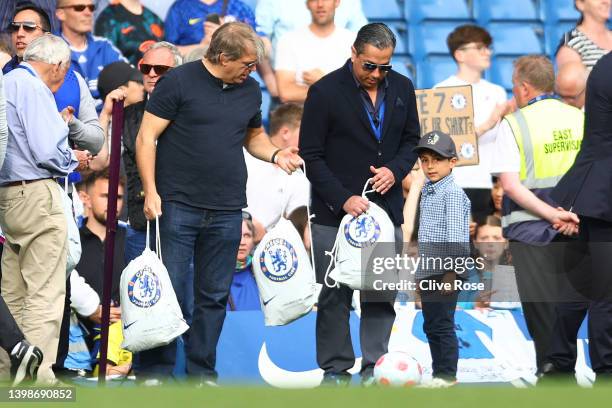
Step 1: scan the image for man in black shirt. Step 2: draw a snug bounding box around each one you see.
[135,22,301,385]
[75,169,125,320]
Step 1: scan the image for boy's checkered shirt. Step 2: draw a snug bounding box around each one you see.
[416,173,471,280]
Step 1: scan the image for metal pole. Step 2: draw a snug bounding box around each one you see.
[97,100,125,384]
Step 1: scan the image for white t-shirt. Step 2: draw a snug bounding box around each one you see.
[489,119,521,175]
[274,26,355,85]
[256,0,367,61]
[434,75,508,189]
[244,150,310,230]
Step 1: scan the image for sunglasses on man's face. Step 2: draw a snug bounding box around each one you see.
[362,62,392,72]
[58,4,96,13]
[139,64,172,76]
[8,21,46,33]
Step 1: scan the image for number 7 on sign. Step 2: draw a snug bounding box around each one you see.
[433,92,446,114]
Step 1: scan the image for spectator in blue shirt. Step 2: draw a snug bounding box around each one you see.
[165,0,278,99]
[55,0,127,110]
[414,130,470,388]
[227,214,261,311]
[165,0,262,48]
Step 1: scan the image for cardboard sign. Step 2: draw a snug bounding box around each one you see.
[415,85,478,166]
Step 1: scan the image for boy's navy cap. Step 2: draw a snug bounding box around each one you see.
[413,131,457,158]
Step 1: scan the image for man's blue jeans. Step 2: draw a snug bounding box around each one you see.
[136,201,242,380]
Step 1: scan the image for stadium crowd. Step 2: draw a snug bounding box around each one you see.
[0,0,611,389]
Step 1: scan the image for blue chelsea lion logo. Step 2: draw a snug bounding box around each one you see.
[128,266,162,308]
[344,213,381,248]
[259,238,298,282]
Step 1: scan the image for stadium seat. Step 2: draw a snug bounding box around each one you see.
[362,0,403,21]
[386,21,409,55]
[391,56,415,82]
[416,56,456,89]
[474,0,539,24]
[545,21,574,58]
[488,57,515,93]
[410,22,459,60]
[540,0,580,24]
[406,0,471,24]
[488,23,543,56]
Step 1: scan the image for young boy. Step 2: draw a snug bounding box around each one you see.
[413,131,471,388]
[435,24,508,221]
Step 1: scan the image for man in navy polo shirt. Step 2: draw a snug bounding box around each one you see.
[135,22,301,385]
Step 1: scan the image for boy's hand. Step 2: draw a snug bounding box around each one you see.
[441,271,457,296]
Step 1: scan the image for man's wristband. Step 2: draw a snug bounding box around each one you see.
[270,148,282,164]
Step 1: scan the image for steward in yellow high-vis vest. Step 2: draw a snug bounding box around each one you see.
[501,97,584,233]
[489,55,582,375]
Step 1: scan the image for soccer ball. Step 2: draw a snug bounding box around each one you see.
[373,351,423,387]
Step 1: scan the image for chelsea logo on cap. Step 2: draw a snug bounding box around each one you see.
[259,238,299,282]
[427,133,439,145]
[128,266,162,308]
[344,213,381,248]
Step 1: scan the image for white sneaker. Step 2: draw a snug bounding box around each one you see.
[142,378,163,387]
[196,380,220,388]
[419,377,457,388]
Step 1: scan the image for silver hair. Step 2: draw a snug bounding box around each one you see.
[205,22,265,64]
[23,34,71,67]
[145,41,183,67]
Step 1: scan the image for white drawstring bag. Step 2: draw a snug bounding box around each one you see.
[252,217,319,326]
[57,178,81,275]
[326,180,397,290]
[252,166,319,326]
[120,218,189,352]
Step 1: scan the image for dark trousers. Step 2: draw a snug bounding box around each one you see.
[420,278,459,380]
[312,223,399,377]
[124,225,150,265]
[546,216,612,375]
[509,239,568,371]
[137,202,241,381]
[0,294,23,352]
[54,277,71,372]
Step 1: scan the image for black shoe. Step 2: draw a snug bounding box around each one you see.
[320,373,351,387]
[536,363,576,386]
[361,375,376,387]
[593,372,612,386]
[10,340,43,386]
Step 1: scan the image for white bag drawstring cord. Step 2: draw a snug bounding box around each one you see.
[322,178,374,288]
[301,162,316,273]
[146,215,162,262]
